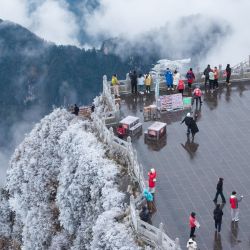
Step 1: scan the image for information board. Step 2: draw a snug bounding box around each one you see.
[159,94,183,111]
[183,97,192,109]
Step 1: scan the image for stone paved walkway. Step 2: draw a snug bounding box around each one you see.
[120,82,250,249]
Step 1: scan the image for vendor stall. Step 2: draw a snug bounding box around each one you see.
[119,116,142,136]
[144,121,167,141]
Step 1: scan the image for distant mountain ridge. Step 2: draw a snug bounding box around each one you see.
[0,19,152,152]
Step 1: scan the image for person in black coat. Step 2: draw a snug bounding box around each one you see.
[213,178,226,204]
[203,64,211,87]
[226,64,231,85]
[181,113,193,135]
[213,204,223,232]
[130,70,138,94]
[189,118,199,141]
[139,205,151,223]
[73,104,79,116]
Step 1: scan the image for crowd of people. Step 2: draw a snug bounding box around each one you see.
[111,64,232,102]
[139,169,244,249]
[110,63,237,248]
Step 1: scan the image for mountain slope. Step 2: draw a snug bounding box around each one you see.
[0,19,150,155]
[0,109,140,249]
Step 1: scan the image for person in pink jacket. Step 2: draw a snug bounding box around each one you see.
[192,86,202,107]
[189,212,199,238]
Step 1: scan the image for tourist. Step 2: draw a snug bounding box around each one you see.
[186,68,195,89]
[143,189,154,213]
[165,68,174,90]
[116,124,126,139]
[189,212,199,238]
[209,69,215,90]
[181,112,193,135]
[177,79,185,95]
[148,168,157,196]
[214,66,219,89]
[192,85,202,107]
[230,191,243,222]
[139,205,151,223]
[91,103,95,113]
[73,104,79,116]
[145,73,152,94]
[225,64,232,86]
[130,70,138,94]
[189,118,199,141]
[213,204,223,233]
[213,178,226,204]
[186,237,198,250]
[203,64,211,87]
[111,74,120,97]
[137,74,145,94]
[173,70,180,90]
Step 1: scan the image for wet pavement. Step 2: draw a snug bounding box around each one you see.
[120,82,250,249]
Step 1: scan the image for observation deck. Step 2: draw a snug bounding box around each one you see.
[119,81,250,249]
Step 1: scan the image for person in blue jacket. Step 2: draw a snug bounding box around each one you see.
[165,68,174,90]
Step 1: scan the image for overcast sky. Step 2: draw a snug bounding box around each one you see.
[0,0,249,66]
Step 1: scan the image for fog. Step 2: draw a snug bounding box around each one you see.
[0,0,249,66]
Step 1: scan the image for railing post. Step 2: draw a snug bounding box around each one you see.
[240,62,244,76]
[109,127,114,146]
[219,64,222,79]
[175,237,180,250]
[249,55,250,67]
[130,196,138,231]
[157,223,164,246]
[103,75,107,96]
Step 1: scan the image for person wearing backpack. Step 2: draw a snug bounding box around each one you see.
[186,68,195,89]
[213,204,223,232]
[192,86,202,107]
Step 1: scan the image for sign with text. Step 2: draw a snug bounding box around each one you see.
[183,97,192,109]
[159,93,183,111]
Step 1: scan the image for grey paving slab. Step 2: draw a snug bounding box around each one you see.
[120,82,250,249]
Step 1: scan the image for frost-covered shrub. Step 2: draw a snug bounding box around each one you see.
[7,109,74,249]
[5,109,140,250]
[0,189,11,238]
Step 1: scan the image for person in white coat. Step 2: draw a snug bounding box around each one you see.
[173,70,180,91]
[186,237,197,250]
[137,74,145,93]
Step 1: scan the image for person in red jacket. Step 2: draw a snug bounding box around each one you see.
[148,168,157,196]
[189,212,199,238]
[192,86,202,107]
[230,191,243,222]
[177,79,185,95]
[214,66,219,89]
[186,68,195,89]
[116,124,126,139]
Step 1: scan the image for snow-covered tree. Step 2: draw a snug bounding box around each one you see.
[4,109,141,249]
